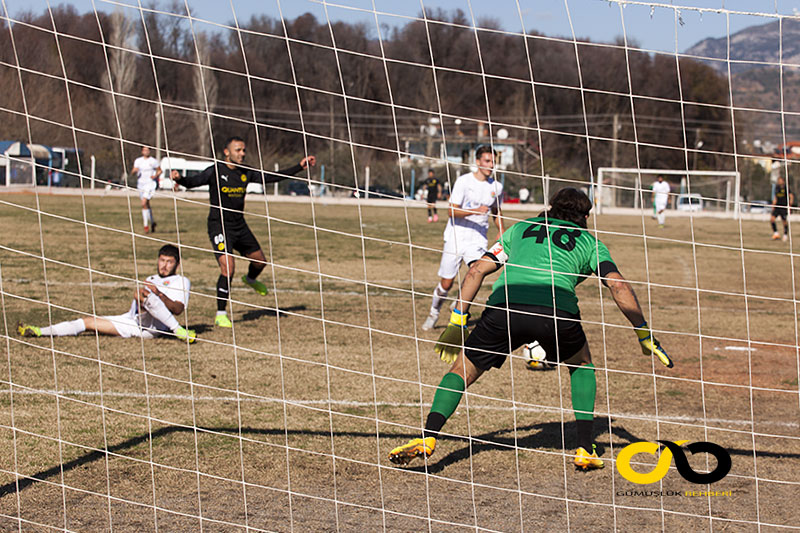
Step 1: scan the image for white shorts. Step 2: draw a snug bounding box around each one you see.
[104,313,159,339]
[437,238,487,279]
[138,181,157,200]
[655,201,668,212]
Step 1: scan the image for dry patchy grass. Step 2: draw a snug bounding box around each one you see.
[1,193,798,531]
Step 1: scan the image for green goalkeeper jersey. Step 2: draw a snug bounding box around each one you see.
[485,216,616,315]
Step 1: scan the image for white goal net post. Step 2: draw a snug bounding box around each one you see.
[595,167,741,217]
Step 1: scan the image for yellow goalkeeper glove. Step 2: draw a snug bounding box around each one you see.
[433,309,469,364]
[634,322,673,368]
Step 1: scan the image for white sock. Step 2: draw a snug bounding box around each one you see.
[41,318,86,337]
[142,209,150,227]
[657,212,665,225]
[430,282,449,315]
[142,293,180,331]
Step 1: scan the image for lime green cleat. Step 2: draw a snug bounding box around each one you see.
[214,314,232,328]
[17,322,41,337]
[388,437,436,466]
[241,275,268,296]
[175,326,196,343]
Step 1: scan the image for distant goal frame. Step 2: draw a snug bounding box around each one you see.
[595,167,741,218]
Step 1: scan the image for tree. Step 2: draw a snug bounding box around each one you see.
[103,9,138,142]
[192,32,217,157]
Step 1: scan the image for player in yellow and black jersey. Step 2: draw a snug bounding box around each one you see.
[172,136,315,327]
[770,176,794,242]
[423,168,442,222]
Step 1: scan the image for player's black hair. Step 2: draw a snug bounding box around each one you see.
[542,187,592,229]
[475,144,495,160]
[222,136,246,152]
[158,244,180,264]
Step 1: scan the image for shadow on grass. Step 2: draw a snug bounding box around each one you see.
[240,305,306,322]
[398,419,800,474]
[1,419,797,497]
[186,305,307,333]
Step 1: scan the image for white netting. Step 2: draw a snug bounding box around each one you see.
[1,1,799,531]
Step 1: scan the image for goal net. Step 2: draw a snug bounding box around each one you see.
[1,1,798,531]
[596,167,741,215]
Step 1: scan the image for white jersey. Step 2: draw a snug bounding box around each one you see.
[652,180,671,207]
[133,156,160,189]
[443,172,503,245]
[126,273,190,332]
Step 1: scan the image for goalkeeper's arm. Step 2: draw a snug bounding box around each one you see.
[605,271,673,368]
[604,271,645,327]
[453,254,501,314]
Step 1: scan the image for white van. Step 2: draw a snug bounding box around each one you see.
[160,157,264,194]
[676,193,704,212]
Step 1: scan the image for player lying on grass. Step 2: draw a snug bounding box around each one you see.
[18,245,195,343]
[171,136,315,328]
[389,188,673,471]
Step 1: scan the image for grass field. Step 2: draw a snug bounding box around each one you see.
[1,192,798,532]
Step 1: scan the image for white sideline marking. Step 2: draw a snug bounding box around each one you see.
[1,389,797,429]
[722,346,757,352]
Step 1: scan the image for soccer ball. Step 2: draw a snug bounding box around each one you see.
[523,341,553,371]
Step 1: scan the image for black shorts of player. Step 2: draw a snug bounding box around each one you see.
[464,303,587,371]
[208,220,261,258]
[772,207,788,220]
[427,191,438,204]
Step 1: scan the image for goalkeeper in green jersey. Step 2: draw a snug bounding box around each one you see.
[388,188,673,471]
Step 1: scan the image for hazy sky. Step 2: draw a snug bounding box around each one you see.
[7,0,800,53]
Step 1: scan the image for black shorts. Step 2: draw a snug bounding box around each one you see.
[208,220,261,258]
[772,207,788,220]
[427,192,438,204]
[464,304,587,371]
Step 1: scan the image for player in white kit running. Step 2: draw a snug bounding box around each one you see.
[131,146,162,233]
[422,146,504,334]
[17,245,195,343]
[652,175,671,228]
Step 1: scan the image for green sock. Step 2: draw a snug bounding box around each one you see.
[570,363,596,421]
[430,372,465,419]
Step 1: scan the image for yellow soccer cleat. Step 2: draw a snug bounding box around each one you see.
[175,326,196,344]
[388,437,436,466]
[17,322,41,337]
[215,314,233,328]
[242,275,268,296]
[574,445,604,471]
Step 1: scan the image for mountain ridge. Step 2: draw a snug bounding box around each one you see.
[686,19,800,72]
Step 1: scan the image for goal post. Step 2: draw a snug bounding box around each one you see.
[596,167,741,217]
